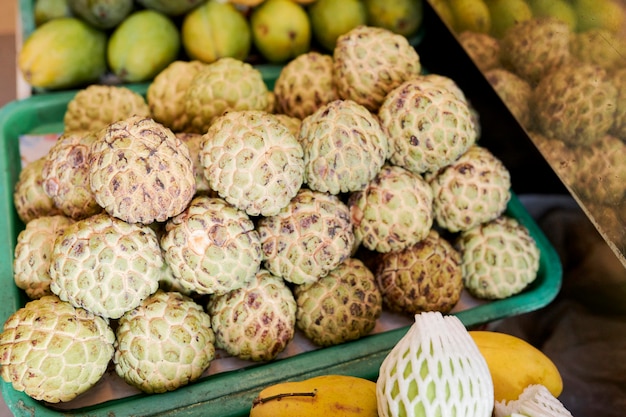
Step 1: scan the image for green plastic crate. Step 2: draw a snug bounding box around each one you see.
[0,71,562,416]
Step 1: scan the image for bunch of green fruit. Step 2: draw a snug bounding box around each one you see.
[4,24,542,408]
[20,0,425,91]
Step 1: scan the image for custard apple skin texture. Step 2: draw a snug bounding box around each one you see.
[88,115,196,224]
[273,51,338,119]
[13,156,64,224]
[42,130,102,220]
[430,145,511,233]
[333,25,421,112]
[532,62,617,147]
[299,99,389,195]
[457,30,501,73]
[184,57,270,134]
[114,290,216,394]
[257,188,355,285]
[375,229,463,316]
[499,17,571,86]
[0,295,115,403]
[147,60,206,133]
[200,110,305,217]
[160,196,262,295]
[13,215,74,300]
[379,78,477,175]
[457,216,540,300]
[175,132,213,195]
[63,84,150,134]
[349,164,433,253]
[294,257,383,347]
[207,269,297,362]
[49,213,163,319]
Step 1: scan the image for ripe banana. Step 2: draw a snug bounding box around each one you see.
[469,330,563,403]
[249,374,378,417]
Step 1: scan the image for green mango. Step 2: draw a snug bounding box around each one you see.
[107,10,181,83]
[34,0,72,27]
[308,0,367,51]
[67,0,134,29]
[18,17,107,90]
[137,0,205,16]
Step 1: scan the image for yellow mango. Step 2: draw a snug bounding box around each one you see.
[249,374,377,417]
[469,330,563,403]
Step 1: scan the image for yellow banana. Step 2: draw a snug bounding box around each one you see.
[469,330,563,403]
[249,374,377,417]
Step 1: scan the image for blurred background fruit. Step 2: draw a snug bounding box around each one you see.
[107,9,180,82]
[33,0,71,26]
[67,0,134,29]
[181,0,251,64]
[308,0,367,52]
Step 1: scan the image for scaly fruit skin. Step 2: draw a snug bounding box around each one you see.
[499,17,571,86]
[207,269,296,361]
[611,68,626,138]
[457,31,501,73]
[349,164,433,253]
[457,216,540,300]
[67,0,133,29]
[175,133,213,194]
[13,215,74,300]
[299,99,389,195]
[147,60,206,133]
[160,196,262,295]
[42,131,102,220]
[107,10,181,83]
[63,84,150,134]
[333,25,421,112]
[377,311,494,417]
[181,1,251,64]
[430,145,511,233]
[0,295,115,403]
[250,375,378,417]
[294,258,383,347]
[200,110,305,216]
[250,0,311,63]
[258,188,355,285]
[469,331,563,403]
[273,52,338,119]
[379,78,476,175]
[570,28,626,75]
[531,62,617,147]
[184,57,270,134]
[484,68,532,128]
[89,115,196,224]
[114,290,216,394]
[375,229,463,315]
[18,17,107,89]
[528,132,579,186]
[49,213,163,319]
[13,156,63,224]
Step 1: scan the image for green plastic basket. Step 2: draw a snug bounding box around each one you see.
[0,71,562,417]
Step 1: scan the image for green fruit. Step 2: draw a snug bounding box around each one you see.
[67,0,134,29]
[250,0,311,63]
[137,0,205,16]
[308,0,367,51]
[18,17,107,89]
[429,0,457,30]
[448,0,491,33]
[181,0,251,64]
[573,0,625,33]
[34,0,71,27]
[363,0,423,37]
[485,0,533,38]
[527,0,577,31]
[107,10,181,82]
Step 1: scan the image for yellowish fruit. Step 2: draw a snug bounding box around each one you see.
[448,0,492,33]
[18,17,107,89]
[469,330,563,403]
[573,0,625,33]
[485,0,533,38]
[249,374,377,417]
